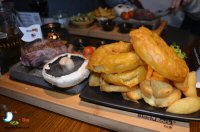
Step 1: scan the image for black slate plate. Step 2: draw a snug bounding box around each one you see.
[9,62,88,95]
[80,85,200,122]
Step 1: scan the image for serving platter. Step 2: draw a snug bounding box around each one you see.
[80,85,200,122]
[113,17,160,30]
[9,62,88,95]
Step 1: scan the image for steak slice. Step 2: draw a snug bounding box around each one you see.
[21,40,66,68]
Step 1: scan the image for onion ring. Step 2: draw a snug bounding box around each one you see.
[99,77,134,92]
[130,27,189,82]
[102,66,147,88]
[88,41,143,74]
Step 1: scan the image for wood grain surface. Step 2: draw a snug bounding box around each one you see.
[0,94,110,132]
[0,74,199,132]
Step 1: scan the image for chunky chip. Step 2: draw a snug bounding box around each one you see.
[126,86,142,101]
[89,72,100,87]
[155,89,182,108]
[183,71,197,97]
[151,80,174,98]
[167,97,200,114]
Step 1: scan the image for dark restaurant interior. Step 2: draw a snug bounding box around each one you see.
[0,0,200,132]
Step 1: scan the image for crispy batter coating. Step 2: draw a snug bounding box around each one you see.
[130,27,189,82]
[87,41,143,74]
[102,66,147,88]
[99,77,134,92]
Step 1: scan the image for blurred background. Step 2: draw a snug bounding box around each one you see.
[10,0,106,17]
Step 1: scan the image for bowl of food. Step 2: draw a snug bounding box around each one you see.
[70,13,95,28]
[96,17,108,26]
[93,7,116,20]
[118,23,133,33]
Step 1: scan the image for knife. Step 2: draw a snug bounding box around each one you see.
[193,47,200,88]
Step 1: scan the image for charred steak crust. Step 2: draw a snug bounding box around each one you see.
[21,40,67,68]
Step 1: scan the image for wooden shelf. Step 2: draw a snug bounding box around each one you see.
[67,21,167,42]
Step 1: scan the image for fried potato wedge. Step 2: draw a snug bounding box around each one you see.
[140,80,153,98]
[173,75,188,92]
[121,93,130,101]
[183,71,197,97]
[167,97,200,114]
[102,66,147,88]
[89,72,100,87]
[126,86,142,101]
[151,80,174,98]
[142,93,156,107]
[155,89,182,107]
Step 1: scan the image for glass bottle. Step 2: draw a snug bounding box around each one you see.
[29,0,49,18]
[54,10,69,28]
[0,2,21,74]
[0,2,17,38]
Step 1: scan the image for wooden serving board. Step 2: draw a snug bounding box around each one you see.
[67,21,167,42]
[0,73,191,132]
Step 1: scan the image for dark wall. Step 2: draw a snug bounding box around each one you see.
[11,0,104,17]
[48,0,99,16]
[10,0,31,11]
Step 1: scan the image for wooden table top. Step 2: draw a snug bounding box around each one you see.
[0,73,199,132]
[0,94,110,132]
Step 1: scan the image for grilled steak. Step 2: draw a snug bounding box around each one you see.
[21,40,66,68]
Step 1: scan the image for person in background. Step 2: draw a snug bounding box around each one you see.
[105,0,200,30]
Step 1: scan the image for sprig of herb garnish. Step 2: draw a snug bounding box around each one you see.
[170,42,187,59]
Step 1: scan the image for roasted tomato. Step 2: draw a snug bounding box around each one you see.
[83,46,95,59]
[121,12,130,20]
[128,11,134,18]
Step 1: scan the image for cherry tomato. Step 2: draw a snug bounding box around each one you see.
[83,46,95,55]
[128,11,134,18]
[83,46,95,59]
[121,12,130,20]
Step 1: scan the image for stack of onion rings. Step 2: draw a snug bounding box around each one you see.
[101,66,147,88]
[88,41,143,74]
[88,27,199,114]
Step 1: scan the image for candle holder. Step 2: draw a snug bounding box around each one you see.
[41,23,61,40]
[41,23,69,40]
